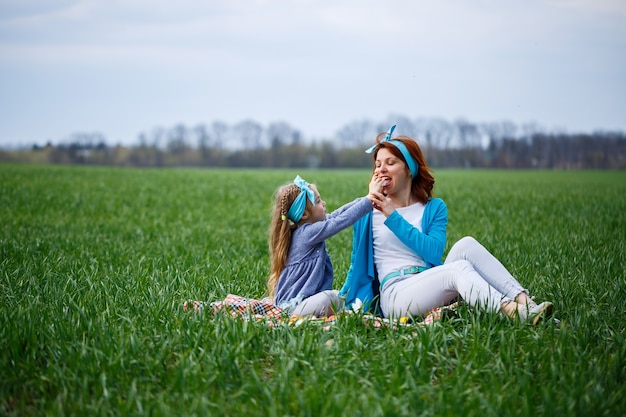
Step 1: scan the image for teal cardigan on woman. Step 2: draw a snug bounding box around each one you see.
[338,198,448,312]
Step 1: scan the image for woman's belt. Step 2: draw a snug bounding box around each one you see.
[380,265,428,289]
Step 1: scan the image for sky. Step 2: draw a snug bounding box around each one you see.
[1,0,625,147]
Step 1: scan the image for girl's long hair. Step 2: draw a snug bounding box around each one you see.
[267,183,305,300]
[372,133,435,204]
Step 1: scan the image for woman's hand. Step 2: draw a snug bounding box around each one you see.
[368,191,395,217]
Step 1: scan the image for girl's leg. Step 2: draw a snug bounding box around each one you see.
[445,236,528,302]
[380,259,507,319]
[290,290,343,317]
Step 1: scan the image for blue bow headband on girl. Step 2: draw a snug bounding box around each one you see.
[285,175,315,223]
[365,125,419,177]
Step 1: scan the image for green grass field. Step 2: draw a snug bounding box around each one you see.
[2,164,625,416]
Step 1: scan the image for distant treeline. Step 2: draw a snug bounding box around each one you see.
[2,117,625,169]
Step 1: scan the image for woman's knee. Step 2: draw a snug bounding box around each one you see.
[457,236,478,249]
[448,236,478,259]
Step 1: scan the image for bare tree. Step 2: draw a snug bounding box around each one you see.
[234,120,263,150]
[167,124,189,154]
[336,119,376,148]
[194,124,211,165]
[454,119,482,167]
[149,126,166,149]
[267,121,298,148]
[422,118,455,150]
[210,121,229,150]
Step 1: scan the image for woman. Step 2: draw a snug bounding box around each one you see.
[338,125,554,324]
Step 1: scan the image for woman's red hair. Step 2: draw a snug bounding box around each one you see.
[371,134,435,204]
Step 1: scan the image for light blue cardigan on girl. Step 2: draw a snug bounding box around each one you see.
[338,197,448,313]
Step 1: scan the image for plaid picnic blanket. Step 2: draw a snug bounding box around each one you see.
[183,294,462,329]
[184,294,285,319]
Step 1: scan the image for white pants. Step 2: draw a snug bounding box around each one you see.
[290,290,344,317]
[381,236,527,318]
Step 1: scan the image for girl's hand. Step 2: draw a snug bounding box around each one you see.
[368,174,385,194]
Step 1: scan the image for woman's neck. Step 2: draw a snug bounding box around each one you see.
[389,189,414,208]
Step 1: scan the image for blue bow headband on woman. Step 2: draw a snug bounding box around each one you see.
[285,175,316,223]
[365,125,419,177]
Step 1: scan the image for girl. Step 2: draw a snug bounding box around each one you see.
[267,174,382,317]
[340,125,554,324]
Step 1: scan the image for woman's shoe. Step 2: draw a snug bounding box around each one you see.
[518,301,554,325]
